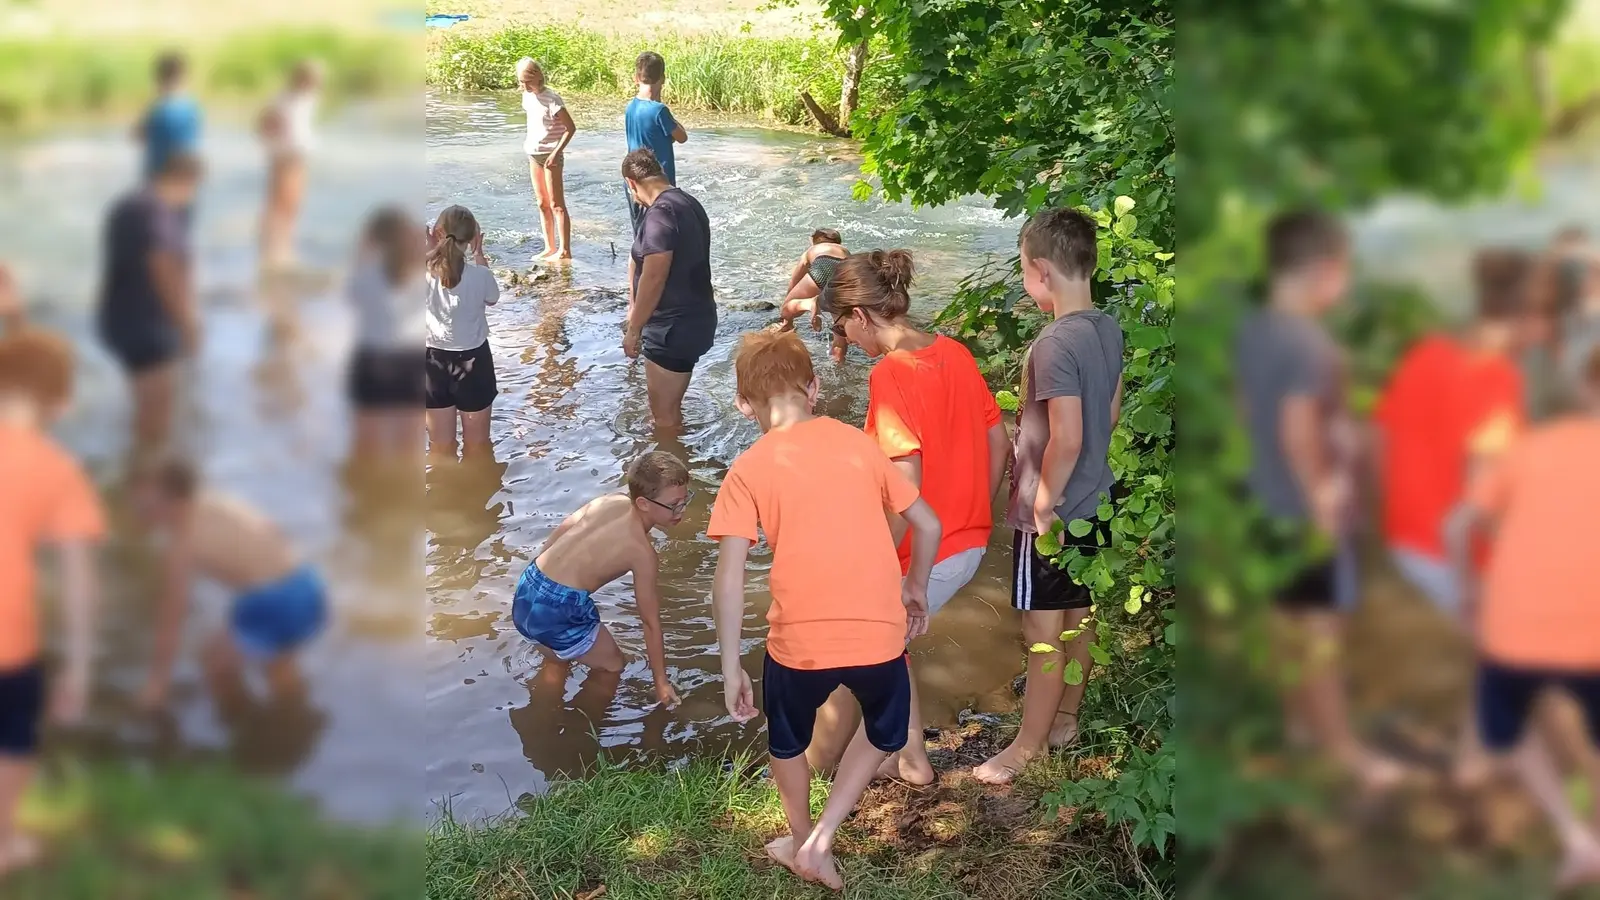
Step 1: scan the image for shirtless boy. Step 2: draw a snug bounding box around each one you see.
[511,451,688,707]
[132,458,329,708]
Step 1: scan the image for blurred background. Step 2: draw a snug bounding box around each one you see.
[0,1,423,897]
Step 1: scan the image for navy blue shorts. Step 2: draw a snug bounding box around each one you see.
[762,652,910,760]
[1477,660,1600,753]
[0,663,45,756]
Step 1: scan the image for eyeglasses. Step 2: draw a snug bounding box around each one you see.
[646,489,694,516]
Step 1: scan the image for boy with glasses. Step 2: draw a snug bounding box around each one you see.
[510,451,689,707]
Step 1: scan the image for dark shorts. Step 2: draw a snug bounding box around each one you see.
[1255,520,1355,612]
[425,341,497,412]
[0,662,45,756]
[1011,526,1098,611]
[348,347,423,410]
[1477,661,1600,753]
[762,651,910,760]
[641,316,714,375]
[100,321,180,375]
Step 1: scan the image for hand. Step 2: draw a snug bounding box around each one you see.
[471,230,484,257]
[1031,501,1059,538]
[656,681,682,709]
[622,328,641,360]
[723,667,757,722]
[810,311,824,333]
[137,677,169,712]
[902,580,930,642]
[48,667,90,725]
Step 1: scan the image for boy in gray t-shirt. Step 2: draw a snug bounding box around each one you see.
[1236,210,1404,794]
[974,208,1124,786]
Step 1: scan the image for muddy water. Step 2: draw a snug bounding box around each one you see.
[422,92,1030,820]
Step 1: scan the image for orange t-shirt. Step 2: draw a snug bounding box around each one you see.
[864,335,1000,574]
[1375,334,1523,560]
[707,415,919,671]
[0,423,106,670]
[1470,418,1600,671]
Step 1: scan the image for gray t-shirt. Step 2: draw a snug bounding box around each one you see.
[1005,309,1125,532]
[1236,308,1347,522]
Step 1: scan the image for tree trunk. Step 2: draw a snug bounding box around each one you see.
[838,39,868,135]
[800,90,847,137]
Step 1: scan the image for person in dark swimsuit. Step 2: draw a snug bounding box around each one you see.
[778,229,850,363]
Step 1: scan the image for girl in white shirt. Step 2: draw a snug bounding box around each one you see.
[259,59,322,272]
[426,205,501,459]
[346,206,425,459]
[516,58,577,262]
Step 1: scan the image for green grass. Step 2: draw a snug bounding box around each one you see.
[426,752,1147,900]
[426,25,899,126]
[5,760,419,900]
[0,27,419,130]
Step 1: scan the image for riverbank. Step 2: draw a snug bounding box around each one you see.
[426,713,1153,900]
[6,761,417,899]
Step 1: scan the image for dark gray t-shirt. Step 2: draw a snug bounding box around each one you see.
[631,187,715,350]
[1005,309,1125,532]
[97,190,187,343]
[1236,308,1347,522]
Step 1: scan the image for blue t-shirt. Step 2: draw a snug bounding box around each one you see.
[624,98,679,185]
[142,95,202,179]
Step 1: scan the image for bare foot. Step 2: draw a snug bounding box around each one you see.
[557,250,572,260]
[1555,841,1600,893]
[1048,713,1079,749]
[765,835,804,878]
[794,842,844,892]
[0,834,42,877]
[1352,752,1408,795]
[877,752,936,786]
[538,246,560,260]
[973,742,1043,786]
[1450,750,1493,791]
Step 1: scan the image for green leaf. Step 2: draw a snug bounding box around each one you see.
[1029,642,1056,654]
[1113,194,1136,217]
[1125,585,1145,615]
[1067,518,1093,538]
[1034,530,1062,557]
[994,389,1019,412]
[1089,643,1112,666]
[1063,658,1084,685]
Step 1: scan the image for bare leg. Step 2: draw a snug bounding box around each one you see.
[530,159,558,259]
[795,725,890,892]
[131,362,178,453]
[1049,607,1093,748]
[768,753,815,881]
[974,609,1067,785]
[1503,733,1600,890]
[1281,609,1405,791]
[548,156,571,259]
[804,686,858,775]
[0,756,39,877]
[351,411,384,460]
[459,408,494,460]
[875,668,935,785]
[643,360,692,433]
[573,625,625,673]
[425,407,458,460]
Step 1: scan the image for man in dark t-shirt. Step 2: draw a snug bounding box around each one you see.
[97,151,203,452]
[621,148,716,432]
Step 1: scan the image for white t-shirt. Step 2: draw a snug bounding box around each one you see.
[521,88,568,156]
[426,263,499,351]
[269,90,318,159]
[347,256,425,351]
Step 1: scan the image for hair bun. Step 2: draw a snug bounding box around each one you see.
[878,249,915,293]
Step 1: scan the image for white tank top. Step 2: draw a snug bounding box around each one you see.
[270,91,318,158]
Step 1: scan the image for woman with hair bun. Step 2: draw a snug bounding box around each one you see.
[824,248,1011,784]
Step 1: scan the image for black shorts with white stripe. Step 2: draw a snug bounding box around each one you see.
[1010,526,1098,612]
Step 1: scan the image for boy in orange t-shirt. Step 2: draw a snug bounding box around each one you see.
[0,329,103,876]
[1448,346,1600,890]
[708,330,942,892]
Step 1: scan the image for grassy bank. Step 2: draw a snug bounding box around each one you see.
[426,719,1156,900]
[426,25,897,127]
[0,28,418,130]
[6,761,418,899]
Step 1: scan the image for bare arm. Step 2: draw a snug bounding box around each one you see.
[631,545,677,706]
[1443,501,1485,625]
[551,107,578,157]
[142,514,194,707]
[1111,379,1124,425]
[712,536,757,721]
[898,496,943,641]
[671,122,688,143]
[0,264,22,333]
[1034,396,1084,531]
[51,540,98,722]
[1280,395,1333,531]
[150,249,197,353]
[886,455,922,548]
[986,422,1010,502]
[626,252,674,336]
[785,252,810,293]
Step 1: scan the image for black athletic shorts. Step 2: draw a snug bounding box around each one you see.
[425,341,497,412]
[1011,524,1099,612]
[762,652,910,760]
[1477,661,1600,753]
[349,347,423,410]
[0,662,45,756]
[640,315,715,375]
[100,321,180,375]
[1256,520,1348,611]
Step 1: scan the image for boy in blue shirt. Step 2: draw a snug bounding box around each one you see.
[135,53,201,229]
[623,51,687,232]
